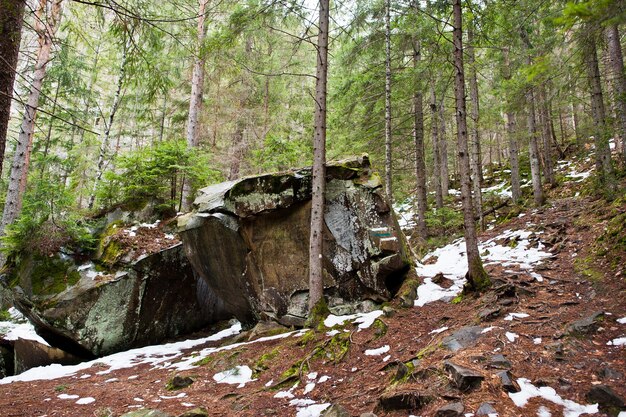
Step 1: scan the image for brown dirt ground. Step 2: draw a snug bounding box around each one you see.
[1,170,625,417]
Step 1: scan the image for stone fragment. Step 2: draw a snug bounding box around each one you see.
[585,385,625,415]
[321,404,350,417]
[434,402,464,417]
[177,409,209,417]
[120,410,173,417]
[444,361,484,391]
[376,390,432,411]
[566,311,604,336]
[475,402,498,416]
[488,354,512,370]
[497,370,519,393]
[166,375,194,390]
[441,326,484,352]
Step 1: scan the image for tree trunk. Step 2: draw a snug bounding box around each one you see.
[439,97,449,197]
[538,85,555,186]
[467,23,483,229]
[384,0,393,202]
[452,0,489,291]
[520,29,544,206]
[0,0,63,238]
[308,0,329,315]
[182,0,209,210]
[431,83,443,209]
[0,0,25,177]
[88,46,128,210]
[39,79,61,179]
[605,24,626,162]
[228,116,246,180]
[413,39,427,239]
[583,28,615,192]
[502,48,521,202]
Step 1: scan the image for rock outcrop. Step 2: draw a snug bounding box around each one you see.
[178,155,411,325]
[10,244,228,357]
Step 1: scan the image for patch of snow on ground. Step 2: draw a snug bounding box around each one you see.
[274,383,298,399]
[617,317,626,324]
[0,320,50,346]
[607,337,626,346]
[57,394,79,400]
[76,397,95,405]
[482,181,512,198]
[505,332,519,342]
[429,326,449,334]
[294,402,330,417]
[505,313,530,321]
[364,345,390,356]
[0,321,242,384]
[318,375,330,383]
[509,378,598,417]
[324,310,383,330]
[213,366,255,388]
[537,406,552,417]
[415,229,551,307]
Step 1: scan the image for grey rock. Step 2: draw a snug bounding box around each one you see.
[360,414,378,417]
[12,338,81,375]
[488,354,512,370]
[321,404,350,417]
[246,321,289,342]
[442,326,484,352]
[585,385,625,413]
[478,307,500,321]
[376,390,432,411]
[444,361,484,391]
[382,306,395,317]
[120,410,173,417]
[597,366,623,380]
[566,311,604,336]
[167,375,194,390]
[177,408,209,417]
[476,402,498,416]
[179,156,411,324]
[435,402,464,417]
[497,370,519,393]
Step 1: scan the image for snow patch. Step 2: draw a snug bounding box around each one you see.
[429,326,449,334]
[364,345,390,356]
[607,337,626,346]
[324,310,383,330]
[505,313,530,321]
[509,378,598,417]
[212,365,255,388]
[76,397,95,405]
[505,332,519,342]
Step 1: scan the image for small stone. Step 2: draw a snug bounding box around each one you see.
[321,404,350,417]
[488,354,512,370]
[585,385,625,413]
[497,370,519,393]
[434,402,464,417]
[166,375,194,390]
[120,410,173,417]
[391,362,409,382]
[247,321,289,341]
[177,408,209,417]
[441,326,484,352]
[597,366,623,380]
[376,390,432,411]
[382,306,395,317]
[475,402,498,416]
[444,361,484,391]
[360,414,378,417]
[478,307,501,321]
[432,273,446,284]
[566,312,604,336]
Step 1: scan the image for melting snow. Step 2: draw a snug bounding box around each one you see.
[57,394,79,400]
[607,337,626,346]
[505,332,519,342]
[364,345,390,356]
[0,320,50,346]
[429,326,449,334]
[76,397,95,405]
[617,317,626,324]
[324,310,383,330]
[212,365,255,388]
[505,313,530,321]
[537,406,552,417]
[509,378,598,417]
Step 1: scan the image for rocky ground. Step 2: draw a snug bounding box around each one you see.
[0,157,625,417]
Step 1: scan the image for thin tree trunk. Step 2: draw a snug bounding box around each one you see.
[39,79,61,179]
[0,0,26,176]
[439,97,449,197]
[1,0,63,238]
[384,0,393,202]
[308,0,329,315]
[520,29,544,206]
[182,0,209,210]
[413,39,427,238]
[503,48,521,201]
[452,0,489,291]
[88,46,128,210]
[467,23,483,228]
[583,28,615,192]
[538,85,555,186]
[431,83,443,209]
[605,24,626,162]
[228,117,246,180]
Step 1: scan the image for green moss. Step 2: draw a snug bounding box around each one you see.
[416,343,440,360]
[252,347,281,378]
[317,332,351,363]
[372,318,388,340]
[0,310,10,321]
[274,359,308,388]
[30,256,81,297]
[54,384,68,392]
[574,256,603,283]
[297,329,316,346]
[451,294,464,304]
[305,298,330,330]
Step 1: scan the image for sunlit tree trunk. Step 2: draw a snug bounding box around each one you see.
[0,0,63,238]
[308,0,329,316]
[605,24,626,162]
[0,0,25,176]
[182,0,209,210]
[413,39,427,238]
[452,0,489,291]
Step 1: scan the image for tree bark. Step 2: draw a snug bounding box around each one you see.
[605,24,626,162]
[413,39,427,238]
[502,48,521,202]
[583,28,615,192]
[452,0,489,291]
[439,97,449,197]
[538,84,555,186]
[182,0,209,210]
[431,82,443,209]
[384,0,393,202]
[0,0,26,177]
[308,0,329,315]
[467,22,483,228]
[0,0,63,238]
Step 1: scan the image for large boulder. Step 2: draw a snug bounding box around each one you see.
[178,155,411,325]
[10,243,229,357]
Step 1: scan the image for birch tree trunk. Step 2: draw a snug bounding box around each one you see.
[0,0,25,176]
[413,40,427,238]
[605,25,626,162]
[0,0,63,238]
[384,0,393,202]
[431,83,444,209]
[583,28,615,192]
[452,0,489,291]
[308,0,329,316]
[182,0,209,210]
[467,23,483,228]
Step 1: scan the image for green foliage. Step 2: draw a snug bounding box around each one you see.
[425,207,463,236]
[0,310,10,321]
[96,140,223,211]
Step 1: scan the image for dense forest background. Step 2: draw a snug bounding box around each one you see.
[0,0,624,260]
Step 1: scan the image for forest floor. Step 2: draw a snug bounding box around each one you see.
[0,155,625,417]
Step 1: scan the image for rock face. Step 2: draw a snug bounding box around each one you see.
[11,244,228,357]
[178,156,411,325]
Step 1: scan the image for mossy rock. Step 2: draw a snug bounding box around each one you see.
[11,255,81,298]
